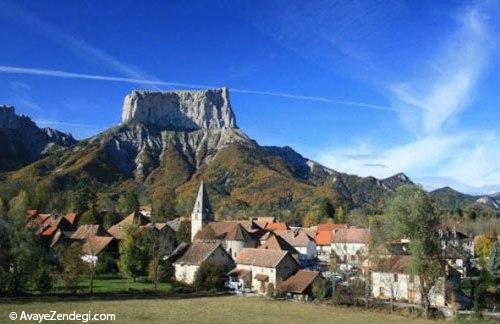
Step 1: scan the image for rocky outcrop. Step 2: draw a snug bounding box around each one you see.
[121,88,237,130]
[0,105,77,172]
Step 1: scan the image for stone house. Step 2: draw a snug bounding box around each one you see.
[173,242,234,285]
[234,248,299,294]
[314,223,348,261]
[330,227,370,266]
[81,236,118,264]
[371,255,445,307]
[274,229,317,263]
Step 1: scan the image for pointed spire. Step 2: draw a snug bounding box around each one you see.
[192,180,213,219]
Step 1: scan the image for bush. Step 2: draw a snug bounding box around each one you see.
[35,267,53,293]
[148,260,171,284]
[266,283,275,298]
[312,279,327,301]
[193,261,226,292]
[96,254,118,274]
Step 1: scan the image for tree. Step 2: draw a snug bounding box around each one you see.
[335,206,346,224]
[193,261,226,291]
[58,243,84,293]
[318,198,335,220]
[79,208,99,225]
[35,265,53,293]
[176,221,191,243]
[312,279,327,301]
[2,193,41,295]
[266,283,275,298]
[8,190,30,219]
[73,186,96,215]
[117,193,140,215]
[144,227,174,288]
[0,198,8,220]
[385,185,442,317]
[303,210,319,227]
[474,235,493,259]
[118,225,149,281]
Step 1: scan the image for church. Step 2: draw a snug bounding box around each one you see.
[190,181,259,259]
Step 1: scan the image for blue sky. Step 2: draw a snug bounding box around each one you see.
[0,0,499,195]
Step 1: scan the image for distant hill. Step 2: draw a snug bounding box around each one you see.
[430,186,500,211]
[0,105,77,172]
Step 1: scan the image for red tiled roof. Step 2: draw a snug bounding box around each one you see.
[236,248,292,268]
[265,222,288,231]
[317,223,348,232]
[65,212,77,224]
[315,230,333,246]
[331,227,371,244]
[259,234,298,255]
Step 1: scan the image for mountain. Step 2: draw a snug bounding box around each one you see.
[3,89,413,216]
[476,194,500,209]
[0,105,77,172]
[430,186,500,211]
[430,187,477,210]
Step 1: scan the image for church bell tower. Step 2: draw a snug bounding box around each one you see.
[191,181,213,241]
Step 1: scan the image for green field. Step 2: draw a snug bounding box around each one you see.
[0,296,442,324]
[50,275,174,294]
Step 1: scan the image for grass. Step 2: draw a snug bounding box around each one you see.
[0,296,444,324]
[47,274,174,294]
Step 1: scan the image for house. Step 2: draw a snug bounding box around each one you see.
[107,211,151,240]
[278,270,325,301]
[194,222,257,258]
[275,229,317,263]
[314,223,348,261]
[173,242,234,285]
[330,227,371,265]
[438,227,474,257]
[81,236,118,264]
[371,255,445,307]
[234,248,299,294]
[259,233,299,259]
[71,224,110,240]
[37,214,76,241]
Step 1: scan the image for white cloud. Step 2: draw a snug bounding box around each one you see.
[317,131,500,195]
[389,6,492,134]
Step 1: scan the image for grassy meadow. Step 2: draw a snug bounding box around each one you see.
[0,296,447,324]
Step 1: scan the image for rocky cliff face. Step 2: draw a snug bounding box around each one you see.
[121,88,237,130]
[0,105,77,172]
[99,89,252,179]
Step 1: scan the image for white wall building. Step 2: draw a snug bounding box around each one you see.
[174,242,234,285]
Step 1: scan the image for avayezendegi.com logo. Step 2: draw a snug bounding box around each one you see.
[8,310,116,322]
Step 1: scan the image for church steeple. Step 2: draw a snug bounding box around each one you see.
[191,181,213,241]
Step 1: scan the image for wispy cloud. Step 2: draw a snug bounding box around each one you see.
[316,3,499,194]
[0,65,399,112]
[389,5,492,134]
[0,0,160,88]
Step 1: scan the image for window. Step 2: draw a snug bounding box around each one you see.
[393,274,398,282]
[409,275,414,283]
[379,287,385,297]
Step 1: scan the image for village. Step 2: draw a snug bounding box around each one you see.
[20,181,499,319]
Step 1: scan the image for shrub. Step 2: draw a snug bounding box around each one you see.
[266,283,275,298]
[35,267,53,293]
[312,279,327,301]
[193,261,226,292]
